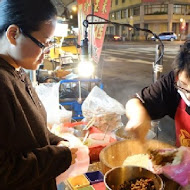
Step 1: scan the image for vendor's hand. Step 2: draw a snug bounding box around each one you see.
[70,148,78,165]
[125,98,151,142]
[125,118,151,142]
[57,140,70,147]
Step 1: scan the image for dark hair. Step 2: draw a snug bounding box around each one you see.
[0,0,57,37]
[172,40,190,78]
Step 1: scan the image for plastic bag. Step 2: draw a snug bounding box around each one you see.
[35,82,72,128]
[153,146,190,187]
[82,86,125,132]
[50,123,74,137]
[55,133,90,184]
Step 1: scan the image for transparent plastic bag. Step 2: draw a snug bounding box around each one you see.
[35,83,72,128]
[55,133,90,185]
[82,86,125,131]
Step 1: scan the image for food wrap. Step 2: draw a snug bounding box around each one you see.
[152,146,190,187]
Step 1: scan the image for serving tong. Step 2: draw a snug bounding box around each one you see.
[82,118,95,144]
[82,117,110,144]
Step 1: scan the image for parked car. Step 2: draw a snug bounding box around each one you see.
[113,35,122,41]
[105,34,122,41]
[151,32,177,41]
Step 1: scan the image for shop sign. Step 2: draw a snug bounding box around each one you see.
[77,0,111,63]
[142,0,158,2]
[180,20,186,31]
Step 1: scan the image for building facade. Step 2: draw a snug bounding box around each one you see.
[107,0,190,40]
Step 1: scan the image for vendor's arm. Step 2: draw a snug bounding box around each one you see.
[125,71,180,141]
[125,98,151,141]
[137,71,179,120]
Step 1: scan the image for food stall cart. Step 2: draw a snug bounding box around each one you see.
[59,78,103,120]
[57,139,181,190]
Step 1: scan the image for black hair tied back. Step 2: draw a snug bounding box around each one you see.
[0,0,57,37]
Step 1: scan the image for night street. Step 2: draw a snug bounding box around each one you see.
[100,40,184,145]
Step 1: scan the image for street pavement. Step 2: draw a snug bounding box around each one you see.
[99,40,184,145]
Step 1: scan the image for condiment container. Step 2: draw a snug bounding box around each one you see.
[85,171,104,184]
[78,185,95,190]
[92,182,106,190]
[67,174,90,189]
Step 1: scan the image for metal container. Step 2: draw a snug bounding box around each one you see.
[104,166,164,190]
[114,127,156,141]
[99,139,179,190]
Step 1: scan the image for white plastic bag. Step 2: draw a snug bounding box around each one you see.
[56,133,90,184]
[35,82,72,128]
[82,86,125,131]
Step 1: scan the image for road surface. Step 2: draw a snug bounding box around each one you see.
[99,41,184,145]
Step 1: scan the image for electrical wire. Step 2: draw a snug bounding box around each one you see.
[83,14,164,65]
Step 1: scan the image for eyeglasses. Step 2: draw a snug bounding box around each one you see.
[20,28,50,52]
[174,82,190,94]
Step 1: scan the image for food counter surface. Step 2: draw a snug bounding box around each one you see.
[59,162,180,190]
[89,162,180,190]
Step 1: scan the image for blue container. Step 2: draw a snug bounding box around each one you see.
[85,171,104,185]
[57,182,66,190]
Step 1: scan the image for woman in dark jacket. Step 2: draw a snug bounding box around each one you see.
[125,40,190,147]
[0,0,77,189]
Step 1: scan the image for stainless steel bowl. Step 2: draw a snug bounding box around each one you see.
[104,166,164,190]
[114,127,156,141]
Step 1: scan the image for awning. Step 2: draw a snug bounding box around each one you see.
[51,0,76,17]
